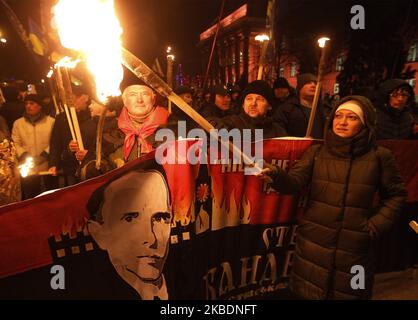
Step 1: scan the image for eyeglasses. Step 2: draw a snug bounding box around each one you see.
[390,92,410,99]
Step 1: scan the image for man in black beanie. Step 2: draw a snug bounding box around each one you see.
[273,77,294,104]
[201,85,233,119]
[274,73,329,139]
[210,80,286,140]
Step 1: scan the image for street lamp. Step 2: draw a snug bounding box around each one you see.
[255,34,270,80]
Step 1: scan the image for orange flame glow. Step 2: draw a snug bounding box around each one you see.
[55,56,80,69]
[53,0,123,102]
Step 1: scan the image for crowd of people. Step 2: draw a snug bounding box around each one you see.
[0,72,417,299]
[0,74,417,204]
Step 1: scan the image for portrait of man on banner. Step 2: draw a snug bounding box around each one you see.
[87,170,172,300]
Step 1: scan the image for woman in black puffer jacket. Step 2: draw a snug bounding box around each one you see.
[262,95,407,299]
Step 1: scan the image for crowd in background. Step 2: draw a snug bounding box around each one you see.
[0,74,417,205]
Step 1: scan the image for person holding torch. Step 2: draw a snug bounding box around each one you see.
[12,94,55,199]
[260,96,407,300]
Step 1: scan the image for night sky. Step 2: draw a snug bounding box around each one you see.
[1,0,415,84]
[0,0,250,82]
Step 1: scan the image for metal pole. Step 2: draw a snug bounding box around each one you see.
[202,0,226,89]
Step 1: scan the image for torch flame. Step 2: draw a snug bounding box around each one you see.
[55,56,81,69]
[255,34,270,42]
[53,0,123,102]
[318,37,330,48]
[18,157,34,178]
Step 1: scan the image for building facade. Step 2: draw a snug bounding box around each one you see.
[199,2,418,98]
[198,2,269,87]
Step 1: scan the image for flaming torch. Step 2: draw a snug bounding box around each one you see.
[166,46,175,113]
[53,0,124,169]
[54,56,82,149]
[52,0,261,174]
[18,157,34,178]
[255,34,270,80]
[305,36,330,138]
[53,0,123,103]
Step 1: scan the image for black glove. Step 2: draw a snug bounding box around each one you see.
[257,161,279,184]
[18,152,30,162]
[40,151,49,162]
[33,156,47,166]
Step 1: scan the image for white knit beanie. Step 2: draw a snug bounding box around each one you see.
[335,101,365,125]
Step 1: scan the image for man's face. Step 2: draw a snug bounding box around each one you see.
[389,88,410,110]
[124,85,156,117]
[243,93,269,118]
[231,92,240,101]
[215,94,231,111]
[299,81,317,99]
[72,94,89,112]
[333,108,363,138]
[274,87,289,101]
[25,101,42,116]
[180,93,193,105]
[91,171,171,284]
[204,93,211,102]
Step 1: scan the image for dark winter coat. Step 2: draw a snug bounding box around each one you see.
[49,109,91,175]
[201,103,234,119]
[77,115,124,180]
[375,79,415,140]
[79,115,124,164]
[211,111,287,141]
[272,95,407,299]
[273,96,330,139]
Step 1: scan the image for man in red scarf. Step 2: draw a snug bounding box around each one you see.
[118,85,170,162]
[70,85,170,175]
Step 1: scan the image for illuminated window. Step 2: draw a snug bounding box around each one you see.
[290,63,297,77]
[336,56,344,71]
[407,41,418,62]
[334,83,340,94]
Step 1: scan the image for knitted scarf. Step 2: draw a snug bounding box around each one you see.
[118,106,169,160]
[325,128,374,158]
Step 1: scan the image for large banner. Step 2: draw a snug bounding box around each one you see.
[0,139,416,300]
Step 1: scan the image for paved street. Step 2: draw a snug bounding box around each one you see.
[373,267,418,300]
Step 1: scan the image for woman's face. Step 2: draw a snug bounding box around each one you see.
[333,108,364,138]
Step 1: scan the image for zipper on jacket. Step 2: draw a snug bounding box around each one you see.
[326,156,354,299]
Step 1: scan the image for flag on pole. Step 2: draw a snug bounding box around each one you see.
[28,17,48,56]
